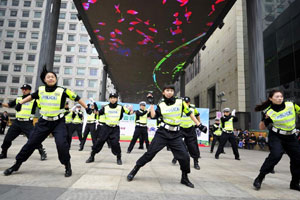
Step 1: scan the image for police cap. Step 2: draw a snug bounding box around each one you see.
[109,93,118,98]
[20,84,31,90]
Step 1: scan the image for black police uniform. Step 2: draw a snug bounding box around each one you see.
[210,123,224,153]
[69,111,84,145]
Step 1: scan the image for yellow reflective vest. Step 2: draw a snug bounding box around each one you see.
[87,112,96,123]
[136,109,148,124]
[65,111,73,123]
[180,105,197,128]
[104,105,122,126]
[73,111,83,124]
[223,117,234,132]
[15,97,35,119]
[213,123,222,136]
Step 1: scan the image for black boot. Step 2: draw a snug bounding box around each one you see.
[38,147,47,161]
[181,172,194,188]
[127,165,140,181]
[193,158,200,170]
[253,173,265,190]
[4,161,22,176]
[86,151,95,163]
[290,179,300,191]
[64,161,72,177]
[0,150,7,159]
[78,146,83,151]
[172,158,177,165]
[117,155,122,165]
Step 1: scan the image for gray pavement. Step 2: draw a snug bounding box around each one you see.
[0,135,299,200]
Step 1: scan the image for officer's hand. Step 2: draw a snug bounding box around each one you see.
[15,103,22,112]
[198,123,207,133]
[86,107,92,114]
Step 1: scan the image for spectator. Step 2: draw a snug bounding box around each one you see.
[0,111,9,135]
[248,133,257,150]
[257,133,266,150]
[244,132,250,149]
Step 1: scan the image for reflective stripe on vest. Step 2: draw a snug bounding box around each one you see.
[73,112,83,123]
[136,110,148,124]
[180,107,195,128]
[105,105,122,125]
[213,124,222,136]
[87,113,96,122]
[98,114,106,123]
[65,111,73,123]
[38,86,64,117]
[223,117,234,131]
[267,102,296,131]
[15,97,34,119]
[160,99,183,126]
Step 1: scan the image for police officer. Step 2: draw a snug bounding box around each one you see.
[171,96,202,170]
[0,84,47,160]
[64,102,73,148]
[253,90,300,191]
[3,66,92,177]
[215,108,240,160]
[79,102,98,151]
[210,118,225,154]
[70,104,84,149]
[127,84,207,188]
[127,101,150,153]
[95,105,111,148]
[86,93,133,165]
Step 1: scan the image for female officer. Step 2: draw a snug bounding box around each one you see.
[3,66,92,177]
[253,90,300,191]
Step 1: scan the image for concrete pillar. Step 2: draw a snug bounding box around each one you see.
[100,66,108,101]
[180,71,186,97]
[246,0,266,129]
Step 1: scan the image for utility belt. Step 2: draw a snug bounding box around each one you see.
[41,113,64,121]
[223,130,233,134]
[87,121,96,124]
[160,122,180,132]
[98,122,105,126]
[16,118,33,122]
[272,127,296,135]
[136,123,147,127]
[105,124,119,128]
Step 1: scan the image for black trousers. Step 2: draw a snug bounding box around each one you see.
[1,120,43,154]
[15,117,70,165]
[92,125,121,157]
[81,123,97,149]
[69,123,83,145]
[136,127,190,173]
[127,126,149,152]
[180,126,200,159]
[65,123,73,147]
[211,134,223,152]
[259,131,300,181]
[95,124,111,148]
[215,132,239,158]
[0,123,7,134]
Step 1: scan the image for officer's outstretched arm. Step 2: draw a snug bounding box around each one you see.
[150,105,156,118]
[1,103,9,108]
[189,114,200,126]
[259,121,267,130]
[18,95,33,105]
[77,99,88,109]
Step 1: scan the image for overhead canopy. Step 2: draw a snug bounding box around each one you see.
[74,0,236,102]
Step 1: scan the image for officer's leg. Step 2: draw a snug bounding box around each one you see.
[66,123,73,147]
[185,128,200,168]
[75,124,83,144]
[80,124,90,150]
[0,122,21,158]
[217,136,225,153]
[169,136,191,173]
[139,133,144,149]
[228,134,240,159]
[90,124,97,146]
[215,132,229,158]
[143,128,150,149]
[127,127,141,153]
[210,135,217,153]
[109,127,122,164]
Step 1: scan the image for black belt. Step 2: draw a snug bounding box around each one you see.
[136,123,147,127]
[41,113,64,121]
[106,124,119,128]
[17,118,32,121]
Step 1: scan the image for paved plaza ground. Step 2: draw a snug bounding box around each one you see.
[0,134,299,200]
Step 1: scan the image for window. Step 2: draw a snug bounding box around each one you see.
[207,85,216,109]
[3,53,11,60]
[74,90,83,97]
[90,58,100,65]
[55,44,62,51]
[64,67,72,75]
[34,11,41,18]
[20,21,28,28]
[90,68,98,76]
[10,10,18,17]
[29,43,37,50]
[54,55,61,63]
[10,88,18,95]
[28,54,36,61]
[87,91,96,99]
[19,32,26,38]
[5,42,13,49]
[78,57,86,64]
[26,65,34,72]
[0,20,4,26]
[22,10,29,17]
[88,80,97,87]
[17,43,25,49]
[77,68,85,75]
[61,2,67,9]
[0,0,7,6]
[65,56,73,63]
[24,1,31,7]
[6,31,14,38]
[16,53,23,60]
[92,47,97,54]
[57,33,63,40]
[36,1,43,7]
[58,23,64,30]
[0,9,6,17]
[32,21,40,28]
[14,64,21,72]
[8,20,16,27]
[31,32,39,39]
[67,46,75,52]
[59,13,66,19]
[79,45,87,53]
[24,76,32,84]
[80,35,88,42]
[70,13,77,20]
[0,87,5,94]
[12,0,19,6]
[1,64,9,71]
[0,76,7,82]
[12,76,20,83]
[63,79,71,86]
[68,34,75,41]
[75,79,84,87]
[80,24,86,32]
[53,67,59,74]
[71,3,76,9]
[69,24,76,30]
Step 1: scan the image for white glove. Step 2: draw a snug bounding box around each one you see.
[232,109,236,116]
[89,98,95,103]
[71,106,77,112]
